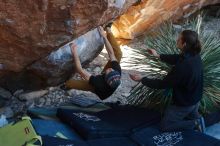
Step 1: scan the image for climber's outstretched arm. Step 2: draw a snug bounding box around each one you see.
[70,43,91,81]
[98,26,117,62]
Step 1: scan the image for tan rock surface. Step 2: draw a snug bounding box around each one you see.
[112,0,220,39]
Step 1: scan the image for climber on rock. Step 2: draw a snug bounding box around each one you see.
[61,26,122,100]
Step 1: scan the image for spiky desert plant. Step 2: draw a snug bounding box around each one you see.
[127,16,220,113]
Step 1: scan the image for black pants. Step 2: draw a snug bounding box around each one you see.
[160,103,201,132]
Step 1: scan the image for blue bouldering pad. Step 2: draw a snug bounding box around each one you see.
[27,108,58,120]
[87,137,138,146]
[206,122,220,140]
[27,102,110,120]
[60,102,110,112]
[42,136,88,146]
[57,106,161,139]
[32,119,81,141]
[131,126,220,146]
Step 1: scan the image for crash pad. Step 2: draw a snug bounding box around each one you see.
[32,119,81,141]
[131,126,220,146]
[41,136,88,146]
[57,106,161,139]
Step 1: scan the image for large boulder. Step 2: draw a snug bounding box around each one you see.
[0,0,137,91]
[0,28,103,92]
[112,0,220,39]
[28,28,104,87]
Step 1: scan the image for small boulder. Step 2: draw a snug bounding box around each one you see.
[18,90,48,101]
[0,87,12,100]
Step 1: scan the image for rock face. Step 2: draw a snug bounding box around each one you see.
[0,0,137,91]
[112,0,220,39]
[28,28,104,86]
[0,29,103,92]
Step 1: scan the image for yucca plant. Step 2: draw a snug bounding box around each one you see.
[127,16,220,113]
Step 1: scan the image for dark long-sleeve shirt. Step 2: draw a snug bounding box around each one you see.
[141,53,203,106]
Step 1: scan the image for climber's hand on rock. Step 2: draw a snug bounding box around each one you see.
[98,26,107,38]
[69,43,77,54]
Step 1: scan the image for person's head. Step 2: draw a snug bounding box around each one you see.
[105,68,121,89]
[177,30,201,55]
